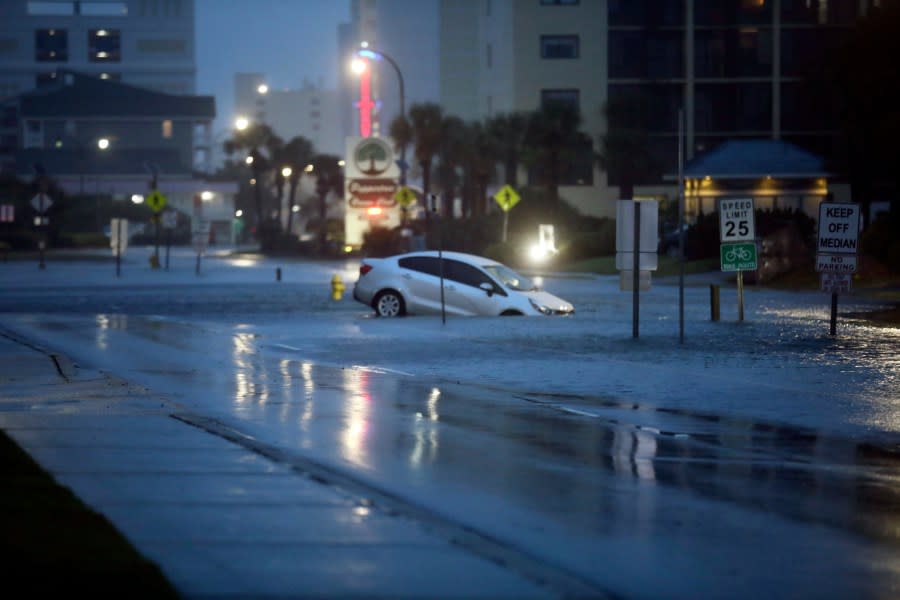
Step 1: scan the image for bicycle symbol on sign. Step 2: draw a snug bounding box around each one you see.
[724,245,752,263]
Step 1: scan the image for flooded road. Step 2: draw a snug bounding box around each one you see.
[2,253,900,598]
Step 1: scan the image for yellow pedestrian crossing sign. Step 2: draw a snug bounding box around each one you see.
[493,184,520,212]
[394,186,416,207]
[146,190,167,213]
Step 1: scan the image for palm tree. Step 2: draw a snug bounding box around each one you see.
[311,154,344,255]
[405,102,444,222]
[596,92,662,201]
[461,120,498,218]
[223,123,283,242]
[487,112,527,187]
[388,114,412,186]
[275,136,315,236]
[435,115,467,218]
[523,102,583,205]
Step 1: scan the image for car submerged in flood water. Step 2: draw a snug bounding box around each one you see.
[352,251,575,317]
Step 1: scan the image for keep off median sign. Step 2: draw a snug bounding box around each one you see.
[816,202,860,335]
[816,202,859,273]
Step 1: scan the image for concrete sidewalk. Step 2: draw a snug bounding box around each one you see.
[0,330,560,599]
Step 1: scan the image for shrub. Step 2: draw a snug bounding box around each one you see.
[861,211,900,273]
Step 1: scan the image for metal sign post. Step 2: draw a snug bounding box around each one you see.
[815,202,860,336]
[493,185,520,243]
[615,199,658,339]
[718,198,756,322]
[429,193,446,325]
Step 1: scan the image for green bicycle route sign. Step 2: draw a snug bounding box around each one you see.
[720,242,758,272]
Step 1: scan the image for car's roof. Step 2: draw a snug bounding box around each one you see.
[392,250,502,266]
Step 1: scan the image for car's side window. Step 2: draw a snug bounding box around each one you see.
[399,256,440,276]
[444,260,502,293]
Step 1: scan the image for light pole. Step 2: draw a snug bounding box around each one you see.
[355,43,407,187]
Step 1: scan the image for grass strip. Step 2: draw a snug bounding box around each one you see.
[0,430,181,598]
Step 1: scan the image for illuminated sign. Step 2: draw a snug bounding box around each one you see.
[356,63,374,137]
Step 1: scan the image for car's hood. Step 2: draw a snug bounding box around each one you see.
[523,289,574,314]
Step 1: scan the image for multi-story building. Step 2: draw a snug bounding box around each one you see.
[0,0,238,240]
[0,0,196,99]
[4,70,236,241]
[233,74,343,156]
[435,0,873,220]
[340,0,440,142]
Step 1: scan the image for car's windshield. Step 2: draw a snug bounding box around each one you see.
[482,264,536,291]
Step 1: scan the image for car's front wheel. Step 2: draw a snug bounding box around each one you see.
[373,290,405,317]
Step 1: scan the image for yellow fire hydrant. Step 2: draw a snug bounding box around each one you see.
[331,273,345,301]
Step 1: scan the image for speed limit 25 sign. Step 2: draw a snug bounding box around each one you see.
[718,198,755,242]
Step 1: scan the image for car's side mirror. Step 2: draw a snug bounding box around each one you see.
[479,282,494,297]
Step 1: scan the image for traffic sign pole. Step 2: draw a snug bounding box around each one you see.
[718,199,757,323]
[816,202,860,337]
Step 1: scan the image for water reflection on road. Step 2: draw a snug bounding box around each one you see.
[4,270,900,597]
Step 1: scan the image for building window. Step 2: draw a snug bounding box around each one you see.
[694,28,771,78]
[609,0,682,26]
[98,72,121,81]
[89,29,121,62]
[541,88,580,110]
[137,39,186,54]
[541,35,579,59]
[36,71,60,87]
[35,29,68,62]
[27,1,75,15]
[162,120,172,139]
[541,0,579,5]
[695,83,771,132]
[610,31,683,79]
[80,2,127,16]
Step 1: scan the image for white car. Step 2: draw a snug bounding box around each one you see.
[352,251,575,317]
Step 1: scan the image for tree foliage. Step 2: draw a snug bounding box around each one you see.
[596,91,664,201]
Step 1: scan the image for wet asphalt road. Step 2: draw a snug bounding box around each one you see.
[2,251,900,598]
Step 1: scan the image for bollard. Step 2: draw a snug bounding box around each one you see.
[710,284,720,322]
[276,267,281,282]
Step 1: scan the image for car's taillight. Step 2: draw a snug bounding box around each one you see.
[359,263,373,276]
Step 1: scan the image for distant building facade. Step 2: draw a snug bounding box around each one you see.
[3,71,236,241]
[233,73,343,156]
[0,0,239,240]
[435,0,873,219]
[0,0,197,99]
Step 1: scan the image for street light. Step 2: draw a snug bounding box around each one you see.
[354,42,407,186]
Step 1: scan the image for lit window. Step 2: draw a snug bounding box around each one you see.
[162,120,172,139]
[36,71,59,87]
[35,29,68,62]
[540,35,579,59]
[89,29,120,62]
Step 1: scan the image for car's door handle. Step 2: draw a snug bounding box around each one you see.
[402,273,411,279]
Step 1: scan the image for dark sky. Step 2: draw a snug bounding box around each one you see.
[195,0,351,132]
